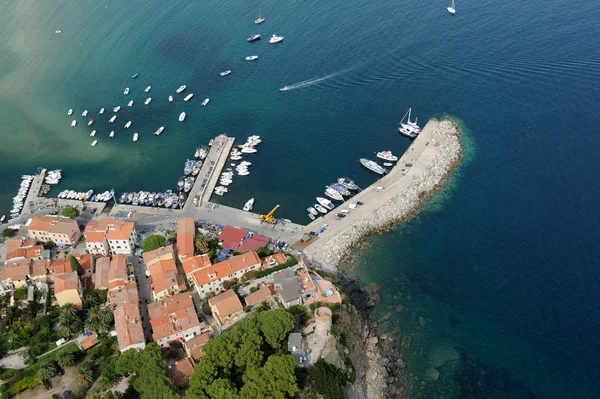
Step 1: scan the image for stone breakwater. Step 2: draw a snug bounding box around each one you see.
[302,118,462,269]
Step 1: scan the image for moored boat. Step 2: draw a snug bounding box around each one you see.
[113,106,121,112]
[176,85,186,94]
[82,110,88,117]
[68,109,73,115]
[184,93,193,102]
[154,126,165,136]
[132,73,139,79]
[177,176,185,191]
[255,8,265,24]
[220,70,231,76]
[307,207,318,216]
[109,131,115,138]
[360,158,388,175]
[91,140,98,147]
[184,159,194,175]
[90,130,96,137]
[202,98,209,106]
[124,121,132,128]
[316,197,335,210]
[314,204,328,214]
[325,187,344,201]
[124,88,130,95]
[376,151,398,162]
[99,108,105,114]
[128,100,134,107]
[109,115,117,123]
[133,133,138,142]
[145,86,151,92]
[179,112,186,122]
[88,119,94,126]
[243,198,254,211]
[71,120,77,127]
[145,97,152,105]
[169,95,174,102]
[248,34,261,42]
[245,55,259,61]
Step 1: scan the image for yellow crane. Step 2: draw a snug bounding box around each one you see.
[260,204,280,224]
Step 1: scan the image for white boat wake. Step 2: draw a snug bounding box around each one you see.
[284,67,354,91]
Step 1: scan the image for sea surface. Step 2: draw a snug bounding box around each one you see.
[1,0,600,397]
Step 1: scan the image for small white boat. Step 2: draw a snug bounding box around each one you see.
[125,121,132,128]
[128,100,134,107]
[109,131,115,138]
[279,86,289,92]
[255,8,265,24]
[230,155,242,161]
[238,170,250,176]
[220,70,231,77]
[243,198,254,211]
[90,130,96,137]
[68,109,73,115]
[145,97,152,105]
[269,35,284,44]
[88,119,94,126]
[71,120,77,127]
[245,55,259,61]
[113,106,121,113]
[179,112,186,122]
[82,110,88,117]
[241,146,257,154]
[0,215,5,223]
[240,161,252,166]
[376,151,398,162]
[145,86,151,93]
[184,93,193,102]
[124,88,130,95]
[176,85,186,94]
[99,108,105,114]
[109,115,117,123]
[202,98,209,106]
[169,95,174,102]
[314,204,328,214]
[447,0,456,14]
[154,126,165,136]
[133,133,139,142]
[383,162,393,167]
[307,207,318,216]
[308,213,316,220]
[91,140,98,147]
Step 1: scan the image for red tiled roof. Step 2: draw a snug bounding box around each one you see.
[114,286,145,352]
[208,289,243,319]
[244,284,272,306]
[4,260,30,281]
[31,259,50,277]
[176,218,195,260]
[54,272,79,294]
[94,257,110,289]
[218,226,247,250]
[170,357,195,387]
[237,234,270,253]
[108,255,127,286]
[184,332,211,360]
[262,253,288,269]
[181,254,211,276]
[29,216,80,238]
[49,257,73,275]
[85,218,134,242]
[192,252,260,286]
[148,293,200,342]
[142,245,174,266]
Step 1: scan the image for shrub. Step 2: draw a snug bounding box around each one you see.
[60,207,80,219]
[142,235,166,252]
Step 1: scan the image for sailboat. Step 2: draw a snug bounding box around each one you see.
[255,8,265,24]
[399,108,421,132]
[447,0,456,14]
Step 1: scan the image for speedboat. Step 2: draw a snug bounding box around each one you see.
[124,121,132,128]
[307,207,318,216]
[184,93,193,102]
[124,88,130,95]
[238,170,250,176]
[109,115,117,123]
[243,198,254,212]
[220,70,231,76]
[99,108,105,114]
[176,85,186,94]
[248,34,261,42]
[132,73,139,79]
[360,158,388,175]
[314,204,328,214]
[145,86,151,93]
[113,106,121,112]
[325,187,344,201]
[255,8,265,24]
[376,151,398,162]
[109,131,115,138]
[68,109,73,115]
[202,98,209,106]
[128,100,134,107]
[90,130,96,137]
[240,161,252,166]
[179,112,186,122]
[316,197,335,210]
[82,110,88,117]
[245,55,259,61]
[198,147,208,159]
[154,126,165,136]
[133,133,139,142]
[71,120,77,127]
[88,119,94,126]
[177,176,185,191]
[91,140,98,147]
[169,95,174,102]
[269,35,284,44]
[279,86,288,92]
[241,147,257,154]
[383,162,393,167]
[331,184,351,196]
[145,97,152,105]
[230,155,242,161]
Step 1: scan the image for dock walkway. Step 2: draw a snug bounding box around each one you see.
[19,169,46,217]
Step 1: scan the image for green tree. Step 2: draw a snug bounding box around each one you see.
[258,310,295,348]
[60,207,80,219]
[307,359,349,399]
[85,307,113,334]
[201,292,216,315]
[69,256,83,276]
[57,350,75,369]
[84,289,107,309]
[142,235,166,252]
[43,240,55,249]
[58,304,83,339]
[239,355,298,399]
[206,378,239,399]
[88,392,123,399]
[188,358,220,394]
[195,236,208,253]
[76,363,95,386]
[37,362,57,381]
[101,360,121,387]
[255,247,274,258]
[2,228,15,238]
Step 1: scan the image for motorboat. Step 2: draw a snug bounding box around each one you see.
[177,176,185,191]
[337,177,358,191]
[316,197,335,210]
[179,112,186,122]
[448,0,456,14]
[255,8,265,24]
[243,198,254,211]
[132,73,139,79]
[202,98,209,106]
[169,95,174,102]
[398,126,418,138]
[109,131,115,138]
[71,120,77,127]
[307,207,318,216]
[109,115,117,123]
[184,159,194,175]
[176,85,186,94]
[279,86,288,92]
[128,100,134,107]
[220,180,232,186]
[238,170,250,176]
[376,151,398,162]
[84,190,93,201]
[68,109,73,115]
[383,162,393,167]
[145,86,151,93]
[154,126,165,136]
[184,93,193,102]
[113,106,121,113]
[220,70,231,76]
[241,146,257,154]
[230,155,242,161]
[82,110,88,117]
[91,140,98,147]
[99,108,104,114]
[191,162,201,176]
[240,161,252,166]
[90,130,96,137]
[124,88,130,95]
[184,177,194,192]
[245,55,259,61]
[331,184,351,196]
[360,158,388,175]
[145,97,152,105]
[308,213,316,221]
[0,215,5,223]
[133,133,139,142]
[269,35,284,44]
[198,147,208,159]
[88,119,94,126]
[124,121,132,128]
[325,187,344,201]
[314,204,328,214]
[248,34,261,42]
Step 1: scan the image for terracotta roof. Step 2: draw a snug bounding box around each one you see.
[262,253,288,269]
[176,218,195,260]
[85,231,106,244]
[148,293,200,341]
[114,285,145,352]
[170,357,195,387]
[108,255,127,289]
[31,259,50,277]
[54,272,79,294]
[297,269,316,294]
[237,234,270,253]
[76,254,93,272]
[6,245,43,261]
[94,257,110,289]
[148,258,182,295]
[244,285,272,306]
[184,332,211,360]
[208,289,243,319]
[181,254,211,276]
[4,260,30,281]
[49,257,72,275]
[85,218,135,242]
[142,245,174,266]
[218,226,247,250]
[192,251,260,287]
[80,332,98,350]
[6,237,25,253]
[28,216,80,238]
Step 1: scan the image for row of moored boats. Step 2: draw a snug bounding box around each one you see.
[8,175,35,220]
[58,189,114,202]
[119,190,186,209]
[214,136,261,196]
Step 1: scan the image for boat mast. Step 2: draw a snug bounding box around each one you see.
[407,108,412,124]
[400,108,410,124]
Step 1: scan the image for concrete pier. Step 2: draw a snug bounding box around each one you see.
[17,169,46,218]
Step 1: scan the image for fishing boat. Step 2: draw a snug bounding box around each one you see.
[169,95,174,102]
[184,159,194,175]
[128,100,134,107]
[109,115,117,123]
[88,119,94,126]
[245,55,259,61]
[202,98,209,106]
[124,121,132,128]
[248,34,261,42]
[145,97,152,105]
[99,108,105,114]
[316,197,335,210]
[307,207,318,216]
[447,0,456,14]
[243,198,255,212]
[68,109,73,115]
[220,70,231,76]
[82,110,88,117]
[124,88,130,95]
[113,106,121,113]
[179,112,186,122]
[376,151,398,162]
[176,85,187,93]
[132,73,139,79]
[279,86,289,92]
[90,130,96,137]
[71,120,77,127]
[184,177,194,192]
[154,126,165,136]
[325,187,344,201]
[145,86,151,92]
[109,131,115,138]
[91,140,98,147]
[269,35,284,44]
[133,133,139,142]
[255,8,265,24]
[360,158,388,175]
[314,204,328,214]
[337,177,359,190]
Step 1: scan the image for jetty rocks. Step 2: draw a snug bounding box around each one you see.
[302,119,462,269]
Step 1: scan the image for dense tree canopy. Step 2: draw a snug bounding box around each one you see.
[58,303,83,338]
[60,207,80,218]
[258,310,295,348]
[70,255,84,276]
[142,235,166,252]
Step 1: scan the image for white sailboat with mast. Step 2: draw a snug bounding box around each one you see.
[447,0,456,14]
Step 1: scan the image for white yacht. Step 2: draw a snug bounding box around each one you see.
[145,97,152,105]
[124,88,130,95]
[255,8,265,24]
[133,133,139,142]
[400,108,421,132]
[245,55,259,61]
[279,86,289,92]
[241,146,257,154]
[176,85,187,93]
[184,93,193,102]
[82,110,88,117]
[169,95,174,102]
[68,109,73,115]
[113,106,121,113]
[125,121,132,128]
[376,151,398,162]
[145,86,152,93]
[88,119,94,126]
[448,0,456,14]
[269,35,284,44]
[128,100,134,107]
[109,131,115,138]
[71,120,77,127]
[154,126,165,136]
[91,140,98,147]
[90,130,96,137]
[243,198,255,211]
[202,98,209,106]
[109,115,117,123]
[179,112,186,122]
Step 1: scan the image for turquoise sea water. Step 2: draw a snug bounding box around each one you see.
[2,0,600,397]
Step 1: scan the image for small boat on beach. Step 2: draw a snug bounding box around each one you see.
[128,100,134,107]
[220,70,231,77]
[376,151,398,162]
[133,133,138,142]
[179,112,186,122]
[202,98,209,106]
[154,126,165,136]
[360,158,388,175]
[246,55,259,61]
[169,95,174,102]
[132,73,139,79]
[184,93,193,102]
[145,86,151,92]
[124,88,130,95]
[91,140,98,147]
[90,130,96,137]
[269,34,284,44]
[113,106,121,113]
[71,120,77,127]
[176,85,187,94]
[109,115,117,123]
[279,86,289,92]
[68,109,73,115]
[243,198,254,211]
[88,119,94,126]
[124,121,132,128]
[248,34,261,42]
[99,108,105,114]
[109,131,115,138]
[82,110,88,117]
[145,97,152,105]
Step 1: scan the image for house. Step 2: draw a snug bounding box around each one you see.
[84,219,137,256]
[181,254,211,282]
[297,268,317,299]
[75,332,99,351]
[143,246,185,300]
[5,237,44,262]
[30,259,50,283]
[169,357,195,388]
[113,284,146,353]
[27,215,81,247]
[287,333,309,365]
[2,260,31,288]
[108,255,129,298]
[217,226,271,252]
[148,292,202,347]
[48,257,72,277]
[276,278,302,308]
[244,284,272,308]
[192,252,261,298]
[262,253,288,269]
[75,254,94,278]
[208,289,243,326]
[54,272,82,308]
[93,257,110,290]
[184,331,212,361]
[176,218,195,262]
[0,279,12,297]
[237,233,270,253]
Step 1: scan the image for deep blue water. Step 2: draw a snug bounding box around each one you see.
[1,0,600,397]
